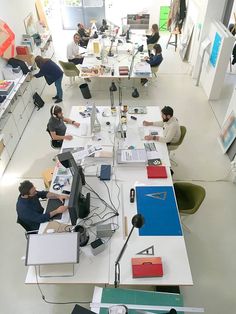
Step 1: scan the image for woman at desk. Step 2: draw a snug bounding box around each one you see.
[146,24,160,45]
[47,105,80,148]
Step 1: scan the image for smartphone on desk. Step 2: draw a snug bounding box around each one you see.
[62,190,70,195]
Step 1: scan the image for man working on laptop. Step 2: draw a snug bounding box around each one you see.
[143,106,181,144]
[16,180,68,232]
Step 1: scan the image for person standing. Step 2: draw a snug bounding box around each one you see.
[67,33,84,65]
[16,180,68,231]
[47,105,80,148]
[143,106,180,144]
[34,56,63,103]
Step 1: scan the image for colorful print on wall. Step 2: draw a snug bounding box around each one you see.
[210,32,222,67]
[0,19,15,59]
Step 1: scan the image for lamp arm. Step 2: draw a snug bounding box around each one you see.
[128,50,139,79]
[115,225,134,265]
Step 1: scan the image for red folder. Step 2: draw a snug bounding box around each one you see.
[132,257,163,278]
[146,165,167,178]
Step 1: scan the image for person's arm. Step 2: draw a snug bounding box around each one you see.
[146,55,163,67]
[34,69,44,78]
[143,120,164,127]
[49,205,68,218]
[46,192,69,203]
[49,131,73,141]
[63,117,80,127]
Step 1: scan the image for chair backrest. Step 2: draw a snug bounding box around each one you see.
[59,60,80,77]
[174,182,206,214]
[170,125,187,149]
[46,127,61,149]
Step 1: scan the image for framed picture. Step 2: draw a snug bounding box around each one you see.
[24,13,36,35]
[218,111,236,153]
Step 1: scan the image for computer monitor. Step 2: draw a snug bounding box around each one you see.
[68,165,90,225]
[57,152,90,225]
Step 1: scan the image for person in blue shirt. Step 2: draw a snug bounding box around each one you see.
[34,56,64,103]
[16,180,68,231]
[141,44,163,86]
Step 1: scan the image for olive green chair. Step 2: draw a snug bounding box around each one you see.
[174,182,206,232]
[168,126,187,151]
[59,60,80,84]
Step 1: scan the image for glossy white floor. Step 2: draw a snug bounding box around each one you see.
[1,29,236,314]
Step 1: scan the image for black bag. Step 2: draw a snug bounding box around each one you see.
[33,92,45,110]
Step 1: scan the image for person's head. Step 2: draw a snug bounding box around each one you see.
[50,105,63,119]
[19,180,36,198]
[153,43,162,55]
[152,24,159,33]
[161,106,174,122]
[35,56,49,69]
[77,23,84,29]
[73,33,80,44]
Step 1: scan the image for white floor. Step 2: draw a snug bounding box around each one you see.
[1,26,236,314]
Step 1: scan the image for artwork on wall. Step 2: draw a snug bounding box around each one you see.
[0,19,15,59]
[210,32,222,67]
[24,13,37,36]
[218,111,236,153]
[179,17,194,60]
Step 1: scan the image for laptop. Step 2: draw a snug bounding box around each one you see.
[45,199,64,220]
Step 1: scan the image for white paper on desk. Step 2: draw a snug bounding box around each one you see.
[120,149,147,162]
[72,144,102,161]
[146,150,162,160]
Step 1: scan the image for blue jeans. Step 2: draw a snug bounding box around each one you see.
[54,75,63,99]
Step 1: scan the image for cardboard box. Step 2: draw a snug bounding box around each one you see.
[132,257,163,278]
[15,54,35,66]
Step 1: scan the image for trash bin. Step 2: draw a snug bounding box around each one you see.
[79,83,92,99]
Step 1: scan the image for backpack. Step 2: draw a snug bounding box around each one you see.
[33,92,45,110]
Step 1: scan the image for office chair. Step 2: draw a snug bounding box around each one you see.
[168,126,187,166]
[59,60,80,85]
[174,182,206,232]
[17,217,38,238]
[46,127,61,161]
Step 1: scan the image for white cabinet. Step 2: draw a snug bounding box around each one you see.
[0,113,20,157]
[0,149,10,177]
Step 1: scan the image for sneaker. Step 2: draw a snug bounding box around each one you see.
[55,98,62,103]
[84,78,91,82]
[141,78,148,86]
[52,95,59,100]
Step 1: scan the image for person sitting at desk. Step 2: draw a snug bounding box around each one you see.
[77,23,90,47]
[47,105,80,148]
[143,106,181,144]
[141,43,163,86]
[16,180,68,232]
[34,56,64,104]
[146,24,160,45]
[67,33,85,65]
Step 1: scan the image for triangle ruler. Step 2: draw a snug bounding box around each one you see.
[136,245,154,256]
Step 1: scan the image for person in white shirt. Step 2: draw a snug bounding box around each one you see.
[143,106,181,144]
[67,33,84,65]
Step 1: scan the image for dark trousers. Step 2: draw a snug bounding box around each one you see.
[54,75,63,99]
[68,58,84,65]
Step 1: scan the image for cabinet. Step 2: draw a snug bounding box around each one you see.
[127,14,150,30]
[0,74,35,177]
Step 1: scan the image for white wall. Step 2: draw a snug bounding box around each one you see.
[105,0,170,29]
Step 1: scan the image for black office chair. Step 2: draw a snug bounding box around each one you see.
[46,127,62,149]
[17,217,38,238]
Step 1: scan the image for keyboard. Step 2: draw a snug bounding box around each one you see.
[45,199,64,220]
[144,142,157,151]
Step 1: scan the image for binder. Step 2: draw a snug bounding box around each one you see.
[146,165,167,178]
[132,257,163,278]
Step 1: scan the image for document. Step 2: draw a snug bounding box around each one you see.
[119,149,147,163]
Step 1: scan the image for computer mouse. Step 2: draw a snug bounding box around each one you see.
[46,229,55,234]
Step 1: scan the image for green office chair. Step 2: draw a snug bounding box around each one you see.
[174,182,206,232]
[59,60,80,84]
[168,125,187,166]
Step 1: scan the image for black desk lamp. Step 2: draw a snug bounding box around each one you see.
[114,214,145,288]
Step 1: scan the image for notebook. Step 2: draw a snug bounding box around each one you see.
[146,165,167,178]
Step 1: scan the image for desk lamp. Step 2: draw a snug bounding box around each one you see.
[128,44,144,79]
[109,82,117,108]
[114,214,144,288]
[132,88,139,98]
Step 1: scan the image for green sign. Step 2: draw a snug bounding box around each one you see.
[159,6,170,31]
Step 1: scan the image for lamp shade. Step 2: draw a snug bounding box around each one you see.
[110,82,117,92]
[132,214,145,228]
[132,88,139,98]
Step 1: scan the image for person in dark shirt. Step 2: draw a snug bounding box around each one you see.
[47,105,80,148]
[34,56,64,103]
[146,24,160,45]
[141,44,163,86]
[16,180,68,231]
[77,23,90,47]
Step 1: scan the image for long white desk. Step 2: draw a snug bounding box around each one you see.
[25,105,192,286]
[79,32,152,79]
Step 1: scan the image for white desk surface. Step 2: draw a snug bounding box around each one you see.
[79,32,151,78]
[25,105,192,285]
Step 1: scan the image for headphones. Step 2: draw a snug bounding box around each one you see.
[51,105,57,118]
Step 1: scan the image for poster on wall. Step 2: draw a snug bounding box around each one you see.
[210,32,222,67]
[218,111,236,153]
[0,19,15,59]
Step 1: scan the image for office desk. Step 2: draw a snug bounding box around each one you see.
[25,106,192,286]
[80,32,151,78]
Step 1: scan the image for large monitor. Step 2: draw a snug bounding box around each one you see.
[57,152,90,225]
